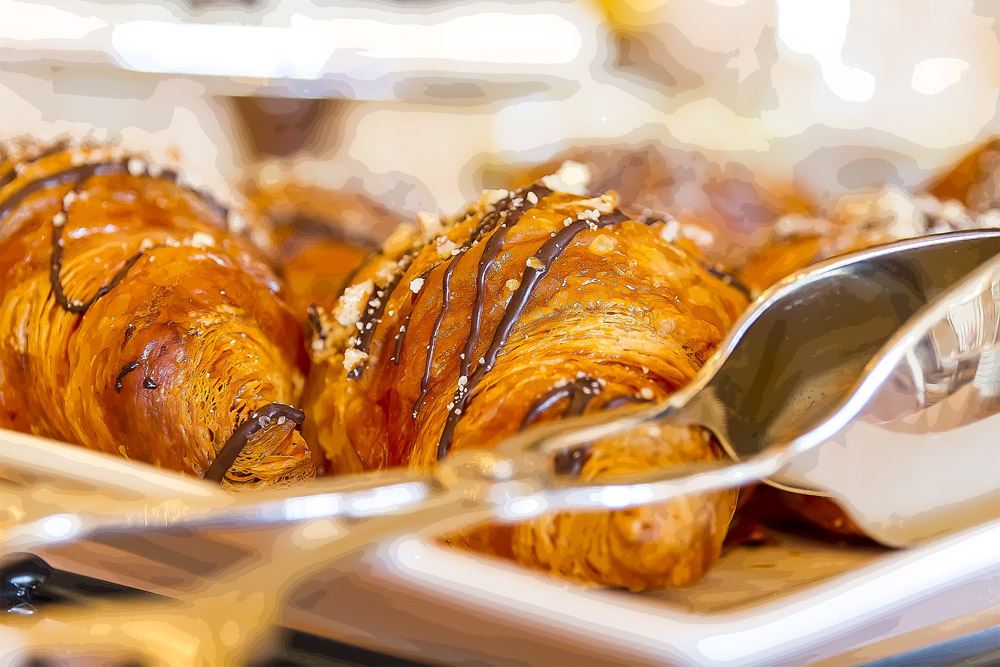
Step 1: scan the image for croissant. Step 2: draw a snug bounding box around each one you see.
[306,171,748,589]
[0,141,317,489]
[245,179,387,316]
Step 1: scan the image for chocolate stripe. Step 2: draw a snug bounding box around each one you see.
[203,402,305,483]
[349,191,524,383]
[1,160,127,220]
[113,361,140,393]
[347,253,415,380]
[601,394,653,410]
[519,376,601,431]
[49,174,152,315]
[412,257,463,418]
[415,187,546,423]
[1,154,229,225]
[458,186,551,384]
[392,268,432,364]
[436,208,630,459]
[0,141,69,192]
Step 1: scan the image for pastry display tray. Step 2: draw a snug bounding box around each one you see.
[3,428,999,666]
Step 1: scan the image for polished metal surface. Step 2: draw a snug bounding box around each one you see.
[674,229,1000,478]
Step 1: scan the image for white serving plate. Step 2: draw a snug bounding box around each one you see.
[2,429,999,666]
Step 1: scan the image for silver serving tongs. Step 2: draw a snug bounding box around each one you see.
[3,229,998,561]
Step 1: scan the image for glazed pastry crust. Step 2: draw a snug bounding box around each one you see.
[308,186,747,588]
[0,142,316,488]
[244,179,388,317]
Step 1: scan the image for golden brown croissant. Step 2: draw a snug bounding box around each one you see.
[245,179,389,316]
[306,174,748,589]
[0,141,317,489]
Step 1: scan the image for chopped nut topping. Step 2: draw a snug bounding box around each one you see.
[417,211,444,241]
[526,256,544,270]
[409,277,424,294]
[335,280,375,327]
[526,191,539,205]
[374,259,400,284]
[505,278,521,290]
[228,212,248,233]
[343,348,369,373]
[640,387,655,400]
[541,161,591,195]
[436,237,458,258]
[658,218,681,243]
[188,231,215,248]
[127,158,145,177]
[681,224,715,247]
[383,223,419,256]
[478,189,509,210]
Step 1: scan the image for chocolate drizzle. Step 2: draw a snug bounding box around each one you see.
[0,151,231,228]
[435,208,630,460]
[519,376,602,431]
[458,186,551,382]
[0,152,234,316]
[306,304,326,342]
[392,310,413,364]
[50,227,149,315]
[347,253,415,380]
[0,141,69,192]
[203,402,305,483]
[519,376,602,477]
[0,160,127,221]
[392,268,431,364]
[411,186,551,418]
[48,176,151,315]
[601,394,654,411]
[412,257,463,418]
[544,392,650,477]
[114,362,140,393]
[699,261,752,299]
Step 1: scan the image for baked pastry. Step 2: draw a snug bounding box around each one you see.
[306,167,748,588]
[742,138,1000,293]
[0,141,316,489]
[244,178,389,316]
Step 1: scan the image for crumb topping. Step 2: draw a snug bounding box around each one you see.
[541,161,591,195]
[334,280,374,328]
[343,348,369,373]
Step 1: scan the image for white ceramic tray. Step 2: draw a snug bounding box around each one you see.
[2,429,999,666]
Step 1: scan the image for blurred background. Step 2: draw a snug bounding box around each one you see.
[1,0,998,255]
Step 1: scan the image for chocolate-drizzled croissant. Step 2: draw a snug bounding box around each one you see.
[306,172,748,588]
[0,141,317,489]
